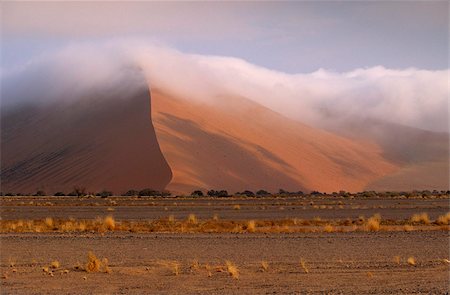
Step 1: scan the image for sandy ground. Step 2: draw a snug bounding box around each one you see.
[1,196,449,294]
[1,231,449,294]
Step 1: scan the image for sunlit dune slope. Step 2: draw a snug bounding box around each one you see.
[1,88,172,194]
[151,89,397,194]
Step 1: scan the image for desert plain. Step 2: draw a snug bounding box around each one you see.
[1,194,449,294]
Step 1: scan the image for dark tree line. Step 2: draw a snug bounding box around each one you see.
[1,188,449,198]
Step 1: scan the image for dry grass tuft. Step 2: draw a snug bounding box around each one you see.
[246,220,256,233]
[102,258,111,273]
[225,260,239,279]
[44,217,54,228]
[86,252,101,272]
[261,261,269,272]
[233,204,241,210]
[205,264,213,277]
[407,256,416,266]
[50,260,60,269]
[190,259,200,272]
[187,214,198,224]
[8,258,15,268]
[366,271,374,278]
[436,212,450,225]
[393,256,401,265]
[365,214,381,231]
[300,258,309,273]
[172,262,180,276]
[323,224,334,233]
[103,216,115,231]
[410,213,430,224]
[157,260,181,275]
[168,215,176,224]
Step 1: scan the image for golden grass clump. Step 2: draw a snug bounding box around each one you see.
[233,204,241,210]
[323,224,334,233]
[393,256,401,265]
[436,212,450,225]
[246,220,256,233]
[158,260,181,275]
[50,260,60,269]
[168,215,176,224]
[187,214,198,224]
[410,212,430,224]
[8,257,15,268]
[225,260,239,279]
[261,261,269,272]
[103,258,111,273]
[365,214,381,232]
[300,258,309,273]
[86,252,102,272]
[407,256,416,266]
[172,262,180,276]
[44,217,54,228]
[205,264,213,277]
[103,216,115,231]
[190,259,200,271]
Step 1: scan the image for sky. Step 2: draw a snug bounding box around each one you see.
[0,1,448,133]
[1,1,448,73]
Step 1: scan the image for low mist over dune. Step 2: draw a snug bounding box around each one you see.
[1,42,448,194]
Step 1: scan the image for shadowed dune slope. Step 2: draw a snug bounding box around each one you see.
[1,88,172,194]
[151,89,397,194]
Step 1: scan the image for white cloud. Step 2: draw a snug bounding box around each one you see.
[2,40,448,133]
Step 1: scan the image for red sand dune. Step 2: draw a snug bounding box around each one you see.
[151,89,397,194]
[1,82,448,195]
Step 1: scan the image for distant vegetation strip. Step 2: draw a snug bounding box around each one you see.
[1,188,449,198]
[1,213,449,234]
